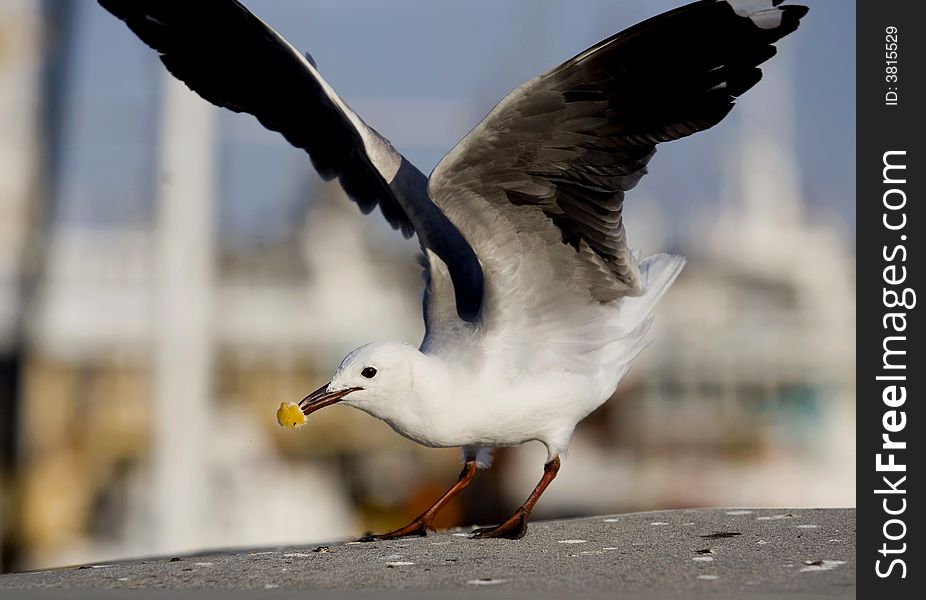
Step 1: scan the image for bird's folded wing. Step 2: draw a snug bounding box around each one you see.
[99,0,485,321]
[428,0,807,302]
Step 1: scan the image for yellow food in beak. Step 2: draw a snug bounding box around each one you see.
[276,401,306,429]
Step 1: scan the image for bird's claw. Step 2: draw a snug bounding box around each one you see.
[470,512,529,539]
[356,521,432,542]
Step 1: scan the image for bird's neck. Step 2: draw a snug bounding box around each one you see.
[369,351,466,447]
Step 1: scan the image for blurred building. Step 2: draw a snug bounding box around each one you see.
[0,0,39,348]
[0,0,44,573]
[1,0,855,573]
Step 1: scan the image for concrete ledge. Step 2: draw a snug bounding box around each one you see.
[1,508,855,597]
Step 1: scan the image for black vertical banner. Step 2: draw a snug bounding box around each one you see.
[858,1,924,597]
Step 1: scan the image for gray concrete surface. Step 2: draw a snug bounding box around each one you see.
[1,508,854,598]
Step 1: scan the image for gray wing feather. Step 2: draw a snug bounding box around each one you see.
[430,0,807,302]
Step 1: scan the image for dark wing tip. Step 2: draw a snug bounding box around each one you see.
[784,4,810,19]
[769,4,810,36]
[723,1,809,39]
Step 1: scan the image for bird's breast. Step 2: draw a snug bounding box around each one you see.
[380,370,612,449]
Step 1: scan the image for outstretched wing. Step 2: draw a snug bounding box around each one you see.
[99,0,484,321]
[429,0,807,304]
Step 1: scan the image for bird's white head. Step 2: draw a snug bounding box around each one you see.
[298,341,426,424]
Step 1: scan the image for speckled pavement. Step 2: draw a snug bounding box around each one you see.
[1,508,854,598]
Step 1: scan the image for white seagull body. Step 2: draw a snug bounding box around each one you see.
[100,0,807,539]
[336,253,683,463]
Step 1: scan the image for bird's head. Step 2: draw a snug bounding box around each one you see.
[298,342,422,421]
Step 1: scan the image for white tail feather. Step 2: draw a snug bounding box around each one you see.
[616,253,686,332]
[605,253,685,366]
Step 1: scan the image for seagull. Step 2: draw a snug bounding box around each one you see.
[100,0,807,540]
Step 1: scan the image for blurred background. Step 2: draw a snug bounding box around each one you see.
[0,0,854,571]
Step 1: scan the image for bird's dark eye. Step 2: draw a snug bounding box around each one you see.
[361,367,377,379]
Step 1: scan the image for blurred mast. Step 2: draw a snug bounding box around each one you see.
[152,74,215,552]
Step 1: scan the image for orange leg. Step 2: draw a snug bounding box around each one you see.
[471,456,560,540]
[358,460,478,542]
